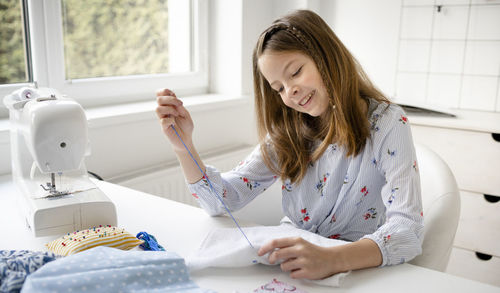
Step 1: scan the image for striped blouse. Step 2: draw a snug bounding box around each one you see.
[188,99,424,266]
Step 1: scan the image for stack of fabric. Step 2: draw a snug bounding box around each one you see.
[1,226,209,293]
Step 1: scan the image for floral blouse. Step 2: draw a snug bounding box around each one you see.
[188,99,424,266]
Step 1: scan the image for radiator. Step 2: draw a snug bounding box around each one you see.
[116,146,255,207]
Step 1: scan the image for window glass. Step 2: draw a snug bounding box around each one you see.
[0,0,30,85]
[61,0,190,80]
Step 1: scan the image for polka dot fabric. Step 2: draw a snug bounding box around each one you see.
[46,225,143,256]
[21,246,209,293]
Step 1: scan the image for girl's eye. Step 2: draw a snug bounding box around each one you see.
[292,66,302,77]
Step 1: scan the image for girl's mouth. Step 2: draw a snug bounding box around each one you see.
[299,90,315,106]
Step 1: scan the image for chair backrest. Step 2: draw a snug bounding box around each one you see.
[409,144,461,272]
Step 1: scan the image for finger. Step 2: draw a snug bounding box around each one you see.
[157,95,183,107]
[258,237,302,256]
[160,117,176,128]
[156,88,177,97]
[280,258,302,272]
[156,105,180,118]
[268,246,299,264]
[289,268,307,279]
[175,103,191,119]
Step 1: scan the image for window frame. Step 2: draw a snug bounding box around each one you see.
[0,0,208,114]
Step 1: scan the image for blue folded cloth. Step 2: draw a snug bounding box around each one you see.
[0,250,59,293]
[21,246,210,293]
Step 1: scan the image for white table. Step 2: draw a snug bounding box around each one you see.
[1,175,499,293]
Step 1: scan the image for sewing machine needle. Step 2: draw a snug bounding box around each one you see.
[51,173,56,190]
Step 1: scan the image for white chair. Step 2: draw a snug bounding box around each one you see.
[409,144,461,272]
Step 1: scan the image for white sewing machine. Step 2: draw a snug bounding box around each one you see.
[3,86,117,237]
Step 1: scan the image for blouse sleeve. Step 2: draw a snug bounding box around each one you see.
[362,107,424,266]
[187,144,278,216]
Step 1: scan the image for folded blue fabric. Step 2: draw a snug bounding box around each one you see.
[22,246,210,293]
[0,250,59,293]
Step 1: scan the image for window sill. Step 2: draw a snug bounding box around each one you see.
[0,93,252,143]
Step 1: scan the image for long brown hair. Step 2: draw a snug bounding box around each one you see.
[253,10,390,184]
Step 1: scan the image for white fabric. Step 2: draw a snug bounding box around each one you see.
[189,99,424,266]
[186,223,350,287]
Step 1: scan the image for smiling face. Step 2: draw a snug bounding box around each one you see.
[258,50,330,117]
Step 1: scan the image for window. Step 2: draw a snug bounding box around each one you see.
[61,0,174,80]
[0,0,208,117]
[0,0,31,85]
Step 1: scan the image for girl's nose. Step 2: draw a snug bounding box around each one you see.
[286,85,300,99]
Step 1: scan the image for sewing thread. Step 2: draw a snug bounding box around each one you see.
[170,125,255,249]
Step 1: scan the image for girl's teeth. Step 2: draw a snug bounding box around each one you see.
[300,92,313,106]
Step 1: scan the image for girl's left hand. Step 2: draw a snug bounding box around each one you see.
[257,237,345,280]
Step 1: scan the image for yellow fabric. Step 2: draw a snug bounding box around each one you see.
[46,226,143,256]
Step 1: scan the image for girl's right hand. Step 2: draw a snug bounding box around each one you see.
[156,88,194,153]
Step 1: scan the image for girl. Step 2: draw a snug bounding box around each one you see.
[156,10,423,280]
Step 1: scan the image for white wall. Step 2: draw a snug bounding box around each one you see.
[394,2,500,111]
[324,0,401,98]
[209,0,277,96]
[209,0,244,94]
[213,0,402,100]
